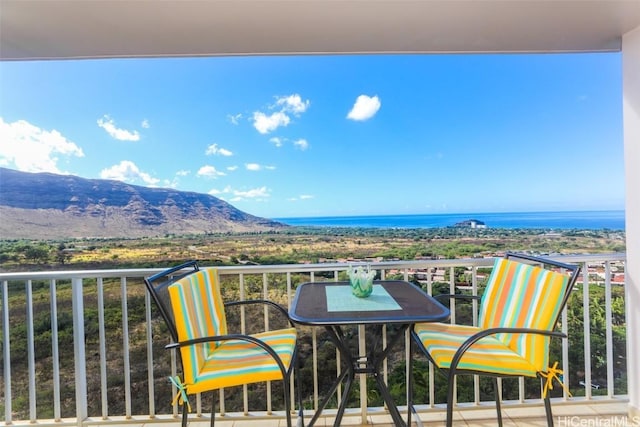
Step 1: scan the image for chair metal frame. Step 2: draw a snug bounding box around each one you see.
[144,260,303,427]
[408,252,581,427]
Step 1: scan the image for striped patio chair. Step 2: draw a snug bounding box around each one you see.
[409,252,581,427]
[144,261,302,427]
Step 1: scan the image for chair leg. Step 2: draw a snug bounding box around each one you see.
[446,371,456,427]
[283,378,292,427]
[210,392,216,427]
[296,360,305,427]
[543,378,554,427]
[182,402,189,427]
[407,335,414,427]
[494,377,503,427]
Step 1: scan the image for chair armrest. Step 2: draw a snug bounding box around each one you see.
[166,333,290,375]
[450,327,567,373]
[225,299,294,327]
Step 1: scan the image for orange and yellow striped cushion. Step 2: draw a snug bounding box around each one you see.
[187,328,297,393]
[169,269,228,386]
[414,257,569,376]
[413,323,539,377]
[480,258,568,371]
[168,268,297,394]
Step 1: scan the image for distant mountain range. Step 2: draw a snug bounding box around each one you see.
[0,168,286,239]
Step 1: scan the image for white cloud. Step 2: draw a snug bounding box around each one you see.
[209,185,270,201]
[162,169,190,188]
[347,95,381,121]
[205,143,233,156]
[227,113,243,125]
[0,117,84,173]
[276,94,310,115]
[97,115,141,141]
[100,160,159,185]
[141,119,150,129]
[208,185,233,196]
[234,187,270,198]
[269,137,284,147]
[294,138,309,150]
[289,194,314,201]
[268,136,309,150]
[252,111,291,134]
[245,163,275,171]
[227,165,238,171]
[197,165,226,178]
[252,93,310,134]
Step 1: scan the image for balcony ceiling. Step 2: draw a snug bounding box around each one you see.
[1,0,640,61]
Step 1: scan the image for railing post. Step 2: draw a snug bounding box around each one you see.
[604,261,615,397]
[50,279,62,421]
[26,280,36,421]
[2,280,12,424]
[358,324,367,424]
[582,266,593,399]
[121,277,132,418]
[72,277,88,425]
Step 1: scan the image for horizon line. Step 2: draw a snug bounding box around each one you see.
[272,209,626,220]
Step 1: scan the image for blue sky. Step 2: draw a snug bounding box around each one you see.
[0,53,624,219]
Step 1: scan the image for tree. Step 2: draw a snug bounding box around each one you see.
[24,245,50,263]
[55,243,71,264]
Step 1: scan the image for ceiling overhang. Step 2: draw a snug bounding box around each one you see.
[2,0,640,61]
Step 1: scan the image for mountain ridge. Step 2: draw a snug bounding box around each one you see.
[0,168,286,239]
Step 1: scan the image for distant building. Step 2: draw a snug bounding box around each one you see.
[454,219,487,229]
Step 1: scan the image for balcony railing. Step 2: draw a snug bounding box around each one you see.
[0,253,629,426]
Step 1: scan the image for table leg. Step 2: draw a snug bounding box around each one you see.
[307,324,411,427]
[305,367,350,427]
[326,325,356,427]
[368,324,410,427]
[305,325,355,427]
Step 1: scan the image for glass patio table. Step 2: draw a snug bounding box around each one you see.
[289,280,450,427]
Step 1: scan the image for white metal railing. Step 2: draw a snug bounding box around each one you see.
[0,254,629,426]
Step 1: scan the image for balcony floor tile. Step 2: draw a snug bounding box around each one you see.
[71,400,631,427]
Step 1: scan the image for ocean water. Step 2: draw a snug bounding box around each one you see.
[274,210,626,230]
